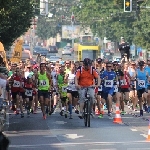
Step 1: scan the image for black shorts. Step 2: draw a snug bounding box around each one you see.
[120,88,129,93]
[137,88,146,98]
[38,90,49,99]
[25,96,33,101]
[61,97,67,102]
[71,91,79,98]
[12,92,20,100]
[20,92,25,99]
[67,90,79,98]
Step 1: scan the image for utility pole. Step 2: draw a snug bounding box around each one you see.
[71,12,75,61]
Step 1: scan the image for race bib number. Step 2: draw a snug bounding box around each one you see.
[138,80,145,88]
[25,89,33,96]
[22,82,24,87]
[69,79,74,85]
[39,80,47,86]
[13,80,20,87]
[114,85,118,92]
[62,86,67,92]
[104,80,113,88]
[98,85,102,91]
[120,80,124,85]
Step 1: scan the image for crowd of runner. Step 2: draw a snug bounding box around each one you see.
[0,57,150,120]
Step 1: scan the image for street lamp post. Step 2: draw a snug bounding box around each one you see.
[71,12,75,61]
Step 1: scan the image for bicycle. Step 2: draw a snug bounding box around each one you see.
[81,86,94,127]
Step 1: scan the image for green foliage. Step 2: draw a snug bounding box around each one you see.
[0,0,34,50]
[36,16,57,40]
[36,0,80,40]
[72,0,150,49]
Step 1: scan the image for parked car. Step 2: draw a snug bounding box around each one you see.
[46,53,56,61]
[49,46,58,53]
[33,46,42,55]
[22,44,30,51]
[48,56,60,63]
[36,48,49,56]
[62,46,72,56]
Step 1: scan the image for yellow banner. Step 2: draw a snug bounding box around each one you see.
[10,40,23,63]
[0,42,8,68]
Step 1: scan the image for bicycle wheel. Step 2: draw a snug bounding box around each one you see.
[84,101,87,127]
[87,99,91,127]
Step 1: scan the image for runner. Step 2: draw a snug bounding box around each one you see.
[36,62,51,119]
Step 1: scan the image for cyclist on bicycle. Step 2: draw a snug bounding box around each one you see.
[75,58,100,118]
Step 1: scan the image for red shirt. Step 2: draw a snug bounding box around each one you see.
[121,71,130,89]
[11,75,21,92]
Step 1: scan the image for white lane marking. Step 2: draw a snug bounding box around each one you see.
[89,149,116,150]
[65,134,83,139]
[55,121,67,124]
[9,140,148,148]
[128,148,150,150]
[130,128,138,131]
[140,134,148,138]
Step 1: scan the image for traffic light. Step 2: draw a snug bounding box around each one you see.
[124,0,132,12]
[71,15,75,23]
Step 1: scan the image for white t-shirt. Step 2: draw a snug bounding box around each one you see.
[51,70,57,85]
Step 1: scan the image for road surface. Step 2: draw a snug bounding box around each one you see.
[5,105,150,150]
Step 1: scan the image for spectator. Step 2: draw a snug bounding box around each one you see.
[118,38,130,62]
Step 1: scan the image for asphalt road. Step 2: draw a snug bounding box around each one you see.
[4,104,150,150]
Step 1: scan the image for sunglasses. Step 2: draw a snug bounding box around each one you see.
[106,66,111,67]
[113,64,118,66]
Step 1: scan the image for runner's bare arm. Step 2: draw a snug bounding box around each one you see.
[46,72,52,86]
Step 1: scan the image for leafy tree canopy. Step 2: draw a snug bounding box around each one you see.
[72,0,150,49]
[0,0,35,50]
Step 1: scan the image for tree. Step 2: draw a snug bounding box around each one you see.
[36,16,57,40]
[132,0,150,49]
[72,0,150,48]
[36,0,80,40]
[0,0,34,50]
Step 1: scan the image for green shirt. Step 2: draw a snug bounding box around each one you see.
[8,71,13,77]
[38,72,49,90]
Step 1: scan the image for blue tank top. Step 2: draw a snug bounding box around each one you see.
[136,69,147,89]
[101,71,116,90]
[129,68,135,86]
[145,66,150,85]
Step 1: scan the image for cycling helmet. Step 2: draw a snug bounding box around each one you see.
[138,61,145,66]
[83,58,92,66]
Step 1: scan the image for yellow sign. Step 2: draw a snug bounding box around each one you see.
[10,40,23,63]
[0,42,8,68]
